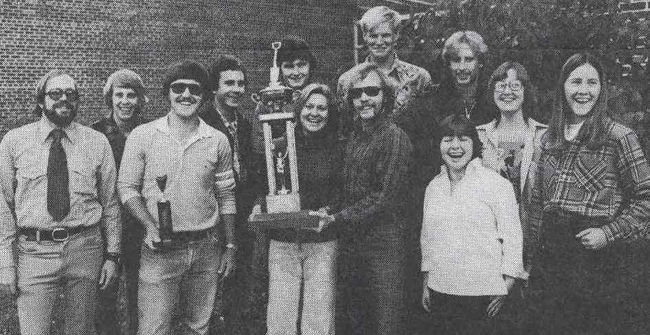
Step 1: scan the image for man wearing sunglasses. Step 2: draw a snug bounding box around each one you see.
[0,70,122,334]
[118,60,236,335]
[314,62,412,335]
[337,5,432,139]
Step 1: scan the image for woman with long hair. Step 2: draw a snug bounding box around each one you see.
[527,53,650,334]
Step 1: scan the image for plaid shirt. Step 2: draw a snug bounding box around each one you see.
[527,120,650,265]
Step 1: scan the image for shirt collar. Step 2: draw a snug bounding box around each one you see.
[153,114,216,140]
[439,157,483,181]
[38,116,79,144]
[364,52,402,76]
[215,107,238,129]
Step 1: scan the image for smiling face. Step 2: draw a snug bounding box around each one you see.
[441,135,474,173]
[43,74,79,127]
[564,63,601,123]
[364,21,398,61]
[112,87,140,122]
[493,68,524,115]
[168,79,203,119]
[300,93,329,134]
[214,70,245,110]
[351,71,384,122]
[281,59,310,89]
[449,43,479,86]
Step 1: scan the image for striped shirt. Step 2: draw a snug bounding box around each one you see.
[528,120,650,265]
[118,115,236,233]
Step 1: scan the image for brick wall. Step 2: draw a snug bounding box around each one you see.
[0,0,359,138]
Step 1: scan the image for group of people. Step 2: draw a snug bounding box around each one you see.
[1,4,650,335]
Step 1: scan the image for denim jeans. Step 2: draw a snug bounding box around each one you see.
[266,239,338,335]
[337,224,407,335]
[137,237,222,335]
[16,226,104,335]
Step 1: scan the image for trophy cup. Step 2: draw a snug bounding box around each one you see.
[153,175,174,249]
[248,42,319,229]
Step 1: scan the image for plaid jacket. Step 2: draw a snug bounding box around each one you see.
[527,120,650,266]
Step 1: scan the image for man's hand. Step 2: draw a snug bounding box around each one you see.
[99,260,119,290]
[487,275,516,318]
[218,248,236,279]
[0,267,16,296]
[576,227,608,250]
[144,226,161,250]
[422,272,431,312]
[308,211,334,233]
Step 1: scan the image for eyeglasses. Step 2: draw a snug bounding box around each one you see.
[46,89,79,102]
[494,81,523,92]
[170,83,203,96]
[349,86,381,99]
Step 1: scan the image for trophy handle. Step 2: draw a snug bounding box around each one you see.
[251,93,261,104]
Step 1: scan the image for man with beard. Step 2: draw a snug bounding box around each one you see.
[92,69,148,335]
[118,60,236,335]
[199,55,257,333]
[337,5,432,139]
[0,70,121,334]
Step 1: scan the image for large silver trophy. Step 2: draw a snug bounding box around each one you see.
[248,42,318,229]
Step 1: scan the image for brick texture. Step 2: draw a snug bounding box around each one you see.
[0,0,358,138]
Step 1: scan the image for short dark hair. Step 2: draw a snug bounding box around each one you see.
[486,61,537,125]
[161,60,211,100]
[438,114,483,160]
[277,37,317,72]
[208,55,248,91]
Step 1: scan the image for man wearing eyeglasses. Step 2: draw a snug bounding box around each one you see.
[313,62,412,335]
[118,60,236,335]
[0,70,122,334]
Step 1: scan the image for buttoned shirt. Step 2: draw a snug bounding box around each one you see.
[528,120,650,266]
[118,115,236,233]
[421,159,524,296]
[337,54,433,138]
[0,117,121,269]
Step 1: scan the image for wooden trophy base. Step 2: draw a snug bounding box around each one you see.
[248,193,319,229]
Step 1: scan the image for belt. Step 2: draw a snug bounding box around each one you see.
[172,229,212,242]
[20,226,94,242]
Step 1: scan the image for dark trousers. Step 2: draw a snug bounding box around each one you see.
[337,224,406,335]
[526,213,650,335]
[428,290,495,335]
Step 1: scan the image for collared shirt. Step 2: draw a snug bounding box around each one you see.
[0,117,121,269]
[528,120,650,266]
[91,114,143,169]
[214,108,241,177]
[337,54,433,138]
[421,159,524,296]
[118,115,236,233]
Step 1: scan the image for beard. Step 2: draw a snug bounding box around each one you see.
[43,101,77,127]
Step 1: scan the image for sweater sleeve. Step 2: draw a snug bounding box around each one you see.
[491,176,525,279]
[334,130,413,226]
[420,182,436,272]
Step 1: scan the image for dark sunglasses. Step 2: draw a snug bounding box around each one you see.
[46,89,79,102]
[349,86,381,99]
[170,83,203,95]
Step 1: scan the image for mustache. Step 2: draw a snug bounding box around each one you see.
[454,70,473,76]
[176,97,198,104]
[53,101,74,110]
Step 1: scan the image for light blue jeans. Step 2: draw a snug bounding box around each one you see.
[266,239,338,335]
[16,226,104,335]
[137,238,222,335]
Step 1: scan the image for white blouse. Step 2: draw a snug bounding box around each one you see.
[421,158,524,296]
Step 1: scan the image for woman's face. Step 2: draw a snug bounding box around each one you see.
[564,63,601,122]
[493,68,524,115]
[440,135,473,172]
[300,93,329,134]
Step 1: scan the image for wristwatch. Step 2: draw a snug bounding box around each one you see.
[105,252,121,266]
[226,243,238,251]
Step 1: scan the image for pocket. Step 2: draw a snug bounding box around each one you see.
[69,165,98,197]
[574,156,607,192]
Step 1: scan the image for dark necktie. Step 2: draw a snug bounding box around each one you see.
[47,128,70,221]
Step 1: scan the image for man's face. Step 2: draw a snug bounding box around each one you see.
[168,79,203,119]
[281,59,310,89]
[364,21,397,61]
[214,70,245,110]
[449,43,479,86]
[112,87,140,123]
[42,74,79,127]
[351,71,384,121]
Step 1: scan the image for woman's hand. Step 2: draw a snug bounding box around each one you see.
[576,227,608,250]
[248,204,262,222]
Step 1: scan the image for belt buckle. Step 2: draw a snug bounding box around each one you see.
[51,228,69,242]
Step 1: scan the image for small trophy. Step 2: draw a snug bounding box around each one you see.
[248,42,319,229]
[154,175,173,249]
